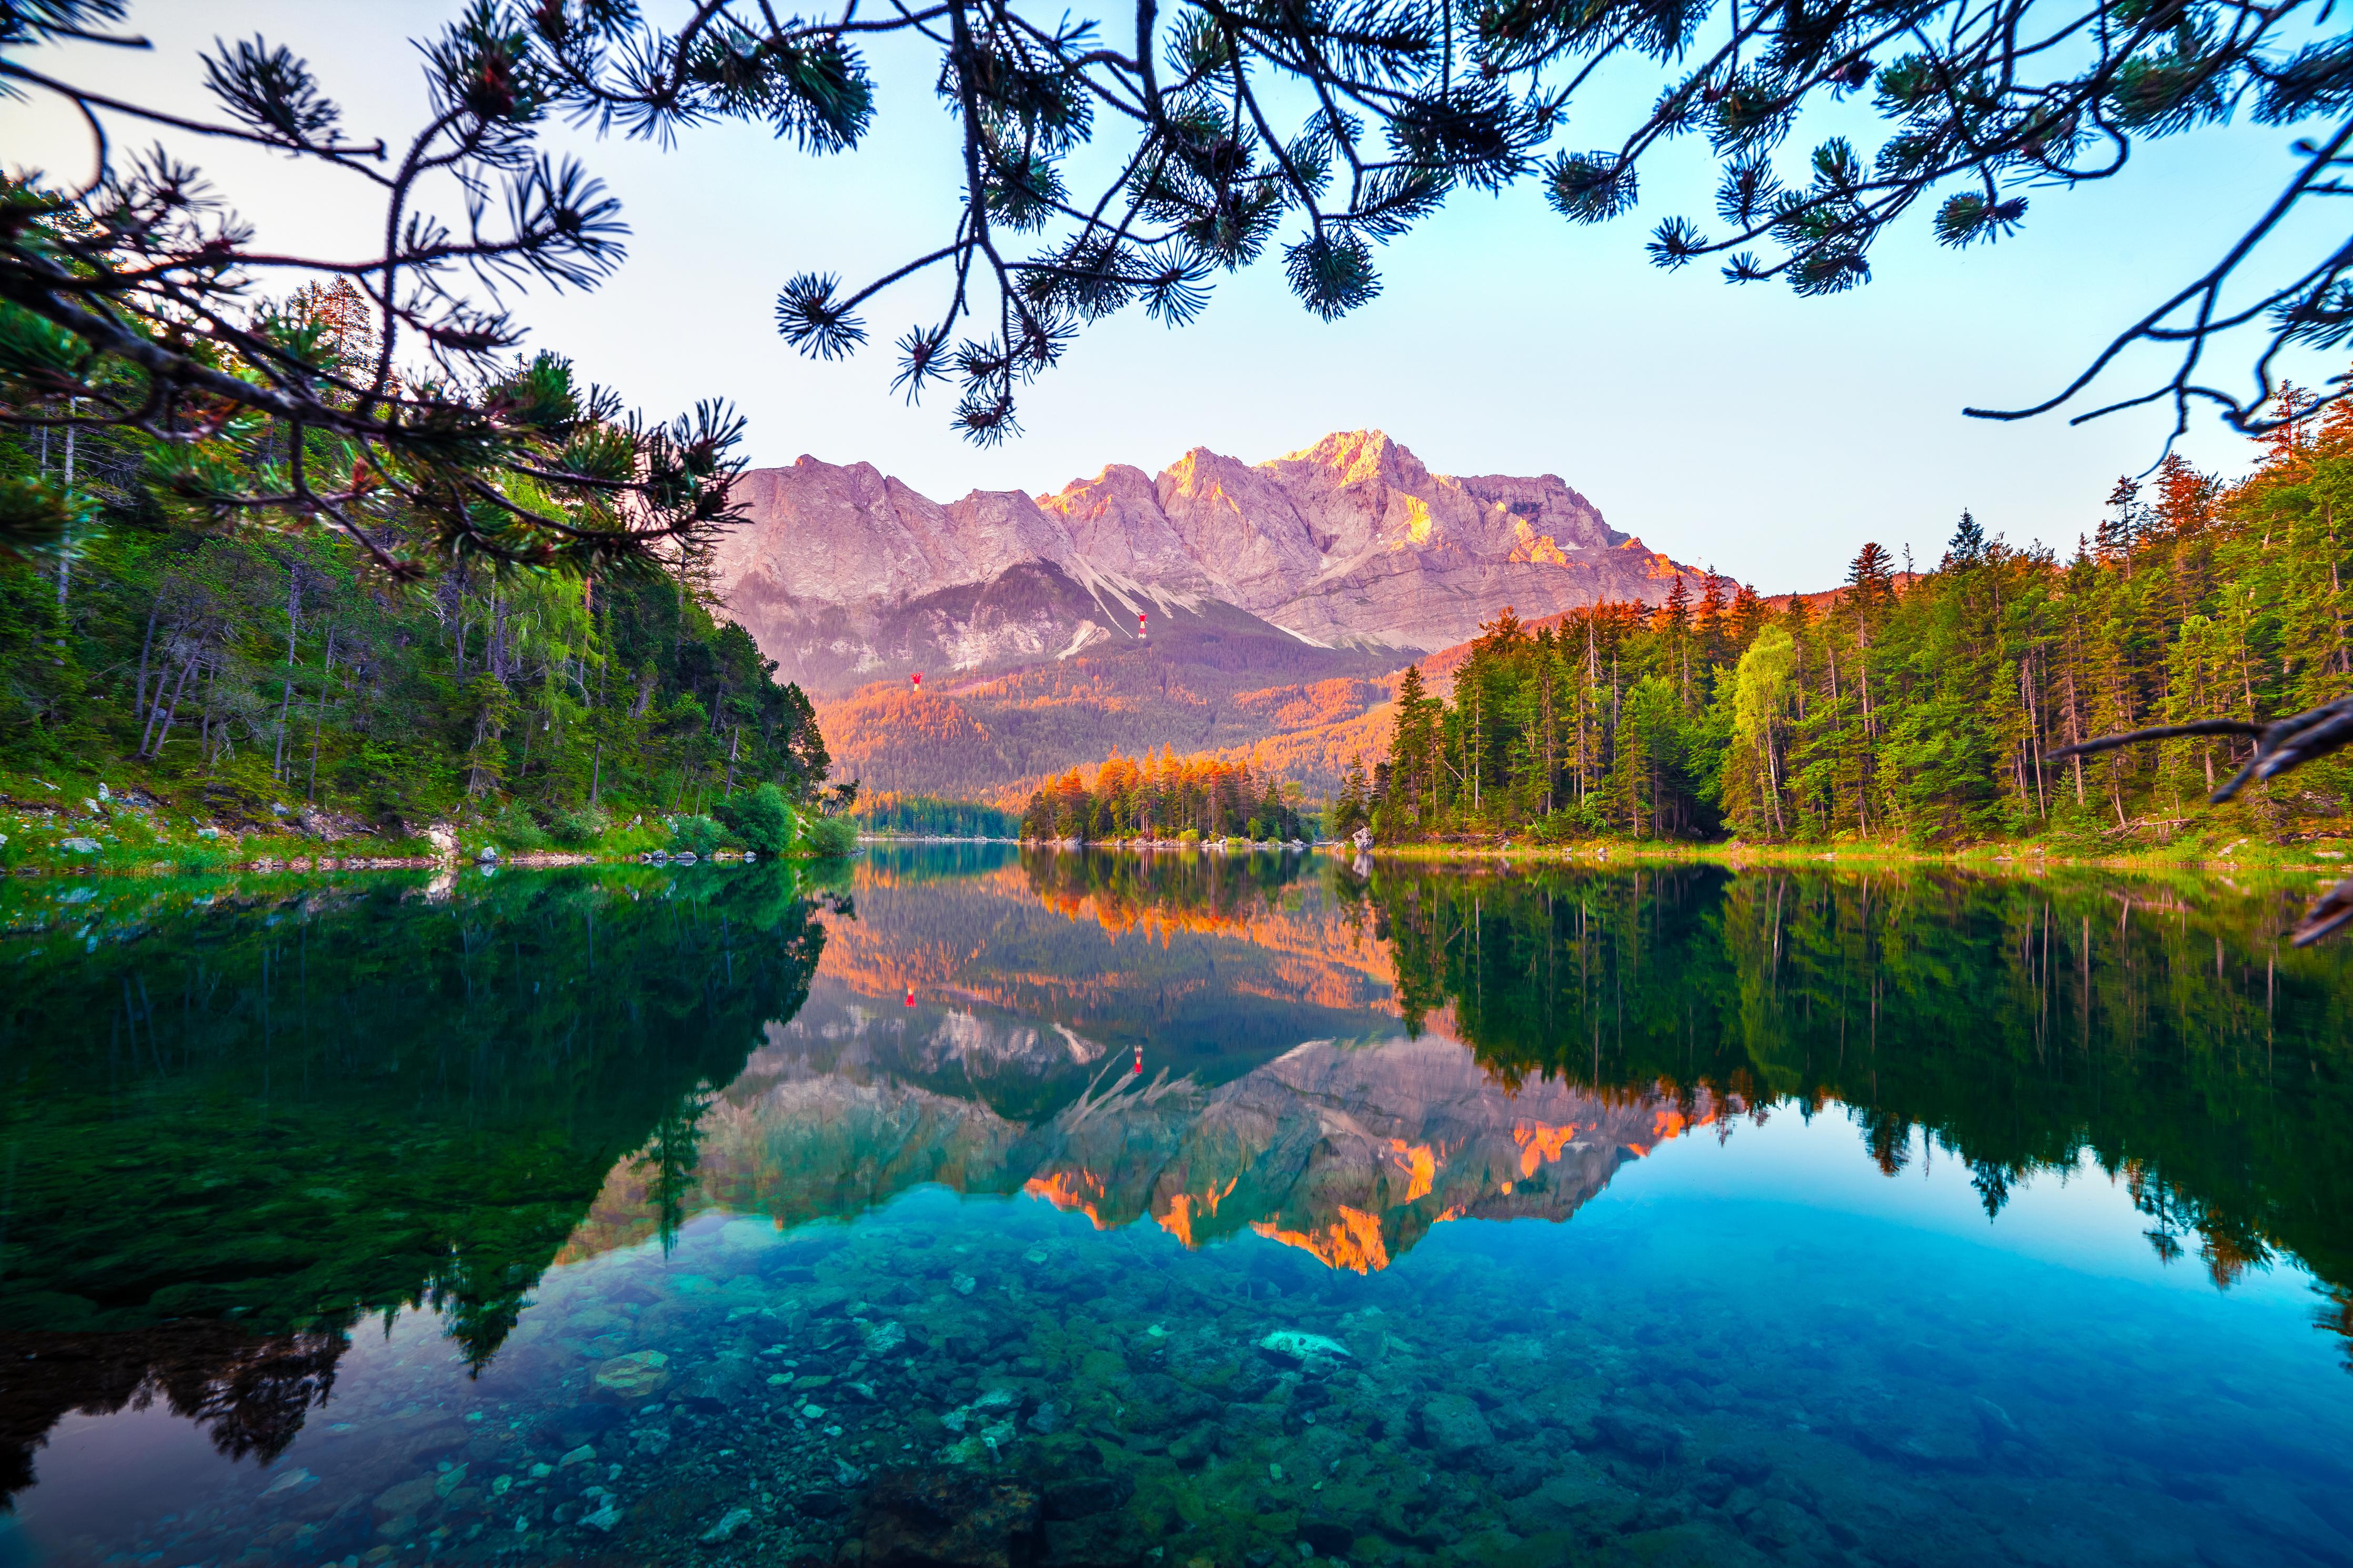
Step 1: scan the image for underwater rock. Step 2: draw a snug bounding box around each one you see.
[1123,1373,1217,1433]
[799,1285,854,1317]
[1737,1499,1834,1555]
[1258,1331,1350,1369]
[1041,1509,1150,1568]
[1483,1399,1539,1441]
[372,1475,437,1522]
[1620,1522,1773,1566]
[701,1505,755,1542]
[1593,1409,1685,1463]
[1851,1400,1985,1469]
[1704,1447,1774,1485]
[1041,1473,1134,1520]
[1167,1421,1221,1469]
[1417,1393,1494,1460]
[1970,1396,2030,1450]
[259,1466,315,1499]
[860,1318,910,1357]
[593,1349,672,1401]
[1296,1517,1354,1556]
[1484,1446,1548,1499]
[465,1425,523,1464]
[1501,1455,1638,1537]
[862,1466,1042,1568]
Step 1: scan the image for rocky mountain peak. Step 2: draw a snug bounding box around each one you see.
[1274,429,1429,492]
[717,431,1710,699]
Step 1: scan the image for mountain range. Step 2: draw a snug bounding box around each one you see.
[712,431,1710,799]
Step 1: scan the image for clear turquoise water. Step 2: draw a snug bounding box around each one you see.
[2,849,2349,1567]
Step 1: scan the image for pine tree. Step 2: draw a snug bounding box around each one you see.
[2098,478,2142,564]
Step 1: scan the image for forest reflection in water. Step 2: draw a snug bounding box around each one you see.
[2,847,2350,1568]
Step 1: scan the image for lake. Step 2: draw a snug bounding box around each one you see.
[3,847,2350,1567]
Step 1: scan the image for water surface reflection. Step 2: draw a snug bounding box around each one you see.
[2,849,2348,1567]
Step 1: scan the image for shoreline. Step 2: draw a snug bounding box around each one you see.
[1359,837,2353,879]
[6,833,2347,888]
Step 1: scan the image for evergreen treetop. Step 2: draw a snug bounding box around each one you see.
[4,0,2348,496]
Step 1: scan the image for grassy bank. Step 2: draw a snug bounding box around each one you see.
[1364,831,2353,898]
[0,762,854,878]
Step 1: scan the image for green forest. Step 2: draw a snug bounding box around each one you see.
[1366,402,2353,848]
[0,295,840,865]
[857,792,1017,838]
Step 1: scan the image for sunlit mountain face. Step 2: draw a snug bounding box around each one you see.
[7,852,2353,1568]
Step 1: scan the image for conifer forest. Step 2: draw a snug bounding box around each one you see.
[1014,404,2353,852]
[1383,410,2353,848]
[0,287,833,852]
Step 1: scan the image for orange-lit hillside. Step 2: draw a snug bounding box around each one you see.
[813,613,1403,802]
[1232,677,1393,732]
[818,684,1012,799]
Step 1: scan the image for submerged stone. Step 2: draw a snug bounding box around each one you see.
[1417,1393,1494,1460]
[1041,1474,1134,1520]
[593,1349,671,1401]
[373,1475,437,1521]
[1297,1517,1354,1556]
[1258,1331,1350,1368]
[862,1467,1041,1568]
[700,1506,755,1543]
[860,1318,909,1356]
[1853,1401,1986,1469]
[1593,1408,1685,1462]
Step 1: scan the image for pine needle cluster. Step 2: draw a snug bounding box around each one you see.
[8,0,2349,468]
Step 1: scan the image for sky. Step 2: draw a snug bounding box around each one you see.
[5,2,2331,592]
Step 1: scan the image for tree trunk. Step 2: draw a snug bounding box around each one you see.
[143,653,198,758]
[277,564,303,778]
[308,628,336,802]
[55,402,75,613]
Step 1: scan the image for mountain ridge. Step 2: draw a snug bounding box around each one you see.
[721,431,1715,798]
[716,430,1705,693]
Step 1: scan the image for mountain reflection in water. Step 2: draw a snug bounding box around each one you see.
[571,846,2353,1332]
[2,846,2350,1568]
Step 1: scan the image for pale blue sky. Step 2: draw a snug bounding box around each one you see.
[6,2,2328,591]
